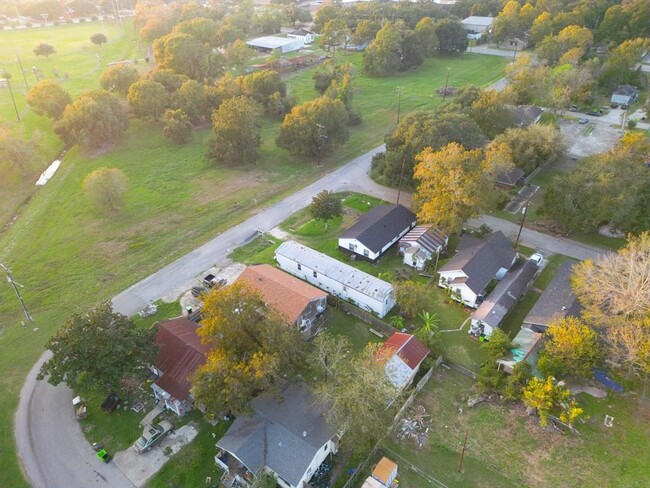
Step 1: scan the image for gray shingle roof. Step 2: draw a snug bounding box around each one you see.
[439,232,516,295]
[399,226,448,255]
[495,167,525,186]
[216,384,334,487]
[472,259,538,329]
[523,261,580,328]
[341,204,416,254]
[613,85,638,97]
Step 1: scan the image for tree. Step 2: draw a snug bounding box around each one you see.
[523,376,583,427]
[469,89,513,138]
[171,79,208,123]
[34,43,56,59]
[309,190,343,227]
[504,361,532,400]
[224,39,255,71]
[277,97,349,159]
[208,96,264,166]
[394,280,430,318]
[146,69,188,93]
[100,64,140,95]
[414,17,439,58]
[414,311,440,352]
[413,143,497,234]
[313,61,353,94]
[54,90,128,149]
[163,109,193,144]
[538,317,601,379]
[127,80,168,120]
[192,281,306,414]
[504,55,551,104]
[153,32,208,80]
[172,17,219,45]
[536,25,593,66]
[434,19,468,55]
[353,19,381,45]
[235,70,291,116]
[83,167,129,211]
[0,127,46,182]
[493,125,566,174]
[363,21,405,76]
[482,328,513,361]
[37,302,157,392]
[90,33,108,47]
[26,80,71,120]
[320,18,351,54]
[215,23,246,47]
[571,233,650,376]
[312,337,400,454]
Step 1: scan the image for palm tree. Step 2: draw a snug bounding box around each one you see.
[418,311,439,337]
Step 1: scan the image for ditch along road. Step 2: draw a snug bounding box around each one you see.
[16,144,607,488]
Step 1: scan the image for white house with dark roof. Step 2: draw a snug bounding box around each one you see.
[215,384,338,488]
[339,204,417,262]
[523,261,580,332]
[275,240,396,317]
[470,259,539,337]
[398,226,448,270]
[287,28,315,44]
[438,232,517,308]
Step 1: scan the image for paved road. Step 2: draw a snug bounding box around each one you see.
[111,144,405,316]
[15,352,135,488]
[468,215,608,261]
[467,45,521,59]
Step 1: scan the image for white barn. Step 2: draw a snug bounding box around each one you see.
[275,240,396,318]
[247,36,303,54]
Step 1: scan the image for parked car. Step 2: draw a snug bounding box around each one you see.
[578,118,589,124]
[621,104,629,110]
[585,111,600,116]
[611,103,619,109]
[568,105,578,112]
[133,420,174,453]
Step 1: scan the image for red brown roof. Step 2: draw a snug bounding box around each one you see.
[236,264,326,324]
[154,317,208,401]
[380,332,429,370]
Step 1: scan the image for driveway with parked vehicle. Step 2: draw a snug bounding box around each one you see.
[558,109,624,158]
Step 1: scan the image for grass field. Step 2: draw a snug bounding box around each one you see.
[0,25,507,486]
[391,367,650,488]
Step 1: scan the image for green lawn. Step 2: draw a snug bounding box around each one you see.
[395,367,650,488]
[325,308,384,352]
[0,48,507,487]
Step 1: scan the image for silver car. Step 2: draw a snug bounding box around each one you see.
[133,420,173,453]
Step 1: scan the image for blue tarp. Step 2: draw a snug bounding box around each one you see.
[593,369,623,393]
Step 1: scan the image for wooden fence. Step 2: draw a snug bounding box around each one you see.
[326,296,398,337]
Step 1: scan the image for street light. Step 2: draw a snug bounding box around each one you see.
[442,67,451,101]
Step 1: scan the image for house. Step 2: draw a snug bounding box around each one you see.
[379,332,429,389]
[287,28,315,45]
[470,259,539,337]
[339,204,417,262]
[460,16,494,38]
[236,264,327,334]
[371,457,398,487]
[247,36,303,54]
[215,383,338,488]
[509,105,543,127]
[438,232,517,308]
[495,167,525,188]
[150,317,207,416]
[610,85,639,105]
[398,226,449,271]
[276,241,395,317]
[523,261,580,332]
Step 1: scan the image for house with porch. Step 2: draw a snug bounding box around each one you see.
[379,332,430,389]
[275,240,396,318]
[236,264,327,335]
[398,225,448,271]
[339,204,417,262]
[215,383,338,488]
[438,231,517,308]
[150,317,207,416]
[611,85,639,106]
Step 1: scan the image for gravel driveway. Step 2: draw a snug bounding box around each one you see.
[559,110,625,159]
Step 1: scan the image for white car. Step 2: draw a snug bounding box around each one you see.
[133,420,173,453]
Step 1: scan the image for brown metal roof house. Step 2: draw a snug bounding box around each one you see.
[151,317,207,416]
[236,264,327,334]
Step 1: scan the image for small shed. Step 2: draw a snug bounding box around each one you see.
[372,457,398,487]
[362,477,385,488]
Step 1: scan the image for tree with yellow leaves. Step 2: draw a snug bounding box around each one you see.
[523,376,583,427]
[192,281,306,414]
[413,142,499,234]
[572,232,650,377]
[538,317,602,379]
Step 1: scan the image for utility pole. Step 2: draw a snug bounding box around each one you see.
[3,70,20,121]
[457,432,468,473]
[396,86,403,125]
[514,204,528,247]
[0,263,33,322]
[442,67,451,101]
[16,55,30,90]
[396,157,406,205]
[512,40,518,62]
[315,123,326,166]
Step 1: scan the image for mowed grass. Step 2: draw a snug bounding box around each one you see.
[394,367,650,488]
[0,46,507,487]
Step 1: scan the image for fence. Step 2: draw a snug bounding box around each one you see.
[326,296,397,337]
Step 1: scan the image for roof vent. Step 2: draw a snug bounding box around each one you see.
[303,431,307,437]
[279,441,282,447]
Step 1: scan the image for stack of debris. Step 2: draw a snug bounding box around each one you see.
[395,405,430,447]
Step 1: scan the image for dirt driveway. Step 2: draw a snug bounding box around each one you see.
[558,110,624,159]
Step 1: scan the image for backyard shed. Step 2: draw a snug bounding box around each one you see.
[372,457,398,487]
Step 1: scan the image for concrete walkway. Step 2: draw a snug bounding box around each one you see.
[468,215,609,261]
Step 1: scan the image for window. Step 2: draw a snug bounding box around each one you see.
[323,444,328,452]
[348,243,356,251]
[313,270,317,278]
[363,249,369,257]
[297,263,301,271]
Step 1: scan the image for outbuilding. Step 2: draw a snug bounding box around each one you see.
[247,36,303,54]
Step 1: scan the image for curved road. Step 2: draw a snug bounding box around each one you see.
[16,144,607,488]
